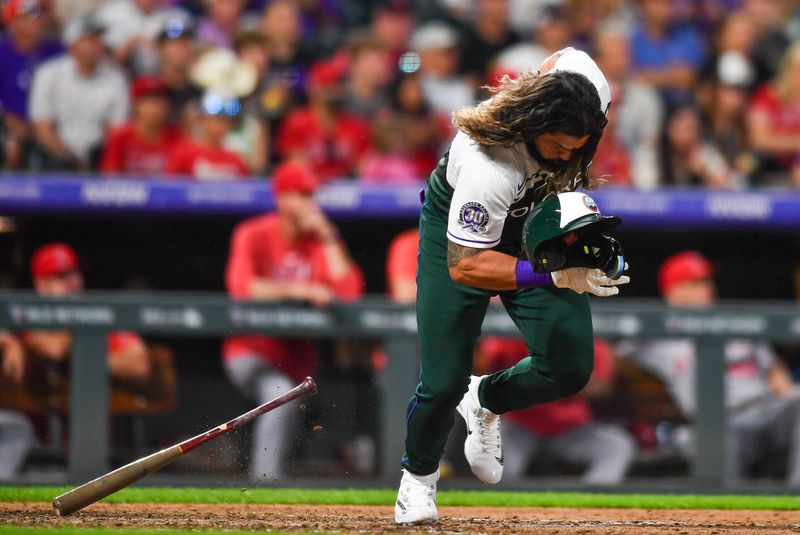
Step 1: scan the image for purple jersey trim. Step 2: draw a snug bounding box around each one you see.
[446,231,500,246]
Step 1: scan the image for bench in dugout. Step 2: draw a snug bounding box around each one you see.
[0,343,176,467]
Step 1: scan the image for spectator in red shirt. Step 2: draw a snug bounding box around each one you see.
[100,76,184,176]
[223,161,364,481]
[166,91,250,179]
[476,337,635,485]
[386,228,419,303]
[22,243,152,387]
[275,57,371,180]
[747,42,800,186]
[590,93,631,186]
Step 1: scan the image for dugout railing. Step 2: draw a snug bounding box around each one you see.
[0,292,798,487]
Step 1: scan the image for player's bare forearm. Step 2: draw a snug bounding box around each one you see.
[25,330,72,361]
[320,240,355,280]
[447,241,518,290]
[250,278,304,300]
[109,342,151,383]
[250,278,333,304]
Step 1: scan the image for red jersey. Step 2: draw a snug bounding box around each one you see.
[223,213,365,381]
[100,124,184,176]
[479,337,613,437]
[275,107,371,180]
[748,83,800,165]
[386,229,419,298]
[166,140,250,180]
[591,134,631,185]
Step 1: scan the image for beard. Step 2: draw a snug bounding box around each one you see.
[525,140,570,172]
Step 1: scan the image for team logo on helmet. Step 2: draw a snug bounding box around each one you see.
[458,201,489,233]
[583,194,599,212]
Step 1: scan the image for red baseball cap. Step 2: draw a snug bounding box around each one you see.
[658,251,714,297]
[131,76,168,101]
[30,242,79,280]
[485,66,519,89]
[3,0,43,25]
[307,56,348,90]
[272,162,319,195]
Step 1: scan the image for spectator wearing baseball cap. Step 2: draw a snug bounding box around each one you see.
[155,18,202,129]
[275,56,372,180]
[222,160,364,481]
[100,76,185,177]
[94,0,193,75]
[0,0,62,169]
[702,50,755,184]
[409,22,475,116]
[28,13,129,170]
[166,90,250,180]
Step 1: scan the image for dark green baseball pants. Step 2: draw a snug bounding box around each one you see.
[401,206,595,476]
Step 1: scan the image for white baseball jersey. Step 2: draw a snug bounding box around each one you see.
[445,130,556,249]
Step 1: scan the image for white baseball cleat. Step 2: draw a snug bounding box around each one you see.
[456,375,503,484]
[394,468,439,524]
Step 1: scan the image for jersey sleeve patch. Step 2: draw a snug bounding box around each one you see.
[457,201,490,233]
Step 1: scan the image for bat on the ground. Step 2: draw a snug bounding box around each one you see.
[52,376,317,516]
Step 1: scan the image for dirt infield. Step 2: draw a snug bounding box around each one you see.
[2,502,800,534]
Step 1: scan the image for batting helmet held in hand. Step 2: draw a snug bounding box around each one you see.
[522,192,623,278]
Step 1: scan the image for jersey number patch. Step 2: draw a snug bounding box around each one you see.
[458,201,489,233]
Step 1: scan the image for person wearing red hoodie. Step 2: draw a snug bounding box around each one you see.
[222,161,364,481]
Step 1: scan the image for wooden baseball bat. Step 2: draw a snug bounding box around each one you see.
[52,376,317,516]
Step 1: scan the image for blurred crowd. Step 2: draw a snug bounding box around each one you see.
[2,0,800,187]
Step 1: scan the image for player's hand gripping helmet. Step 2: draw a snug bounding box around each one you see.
[522,192,625,279]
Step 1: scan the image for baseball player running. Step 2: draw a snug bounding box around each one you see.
[395,48,630,524]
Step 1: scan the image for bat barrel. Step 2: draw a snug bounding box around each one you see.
[52,376,317,516]
[52,445,183,516]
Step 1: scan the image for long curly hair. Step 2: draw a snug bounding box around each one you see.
[453,70,608,192]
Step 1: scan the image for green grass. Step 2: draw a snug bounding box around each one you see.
[1,485,799,510]
[0,529,313,535]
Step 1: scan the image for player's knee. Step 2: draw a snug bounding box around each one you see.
[555,366,592,398]
[421,376,469,406]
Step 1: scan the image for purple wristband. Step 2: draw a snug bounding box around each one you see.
[515,259,554,288]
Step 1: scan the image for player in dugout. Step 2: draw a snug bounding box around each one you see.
[222,160,364,482]
[394,48,630,524]
[22,243,153,386]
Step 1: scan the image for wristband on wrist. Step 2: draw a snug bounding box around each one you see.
[515,259,554,288]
